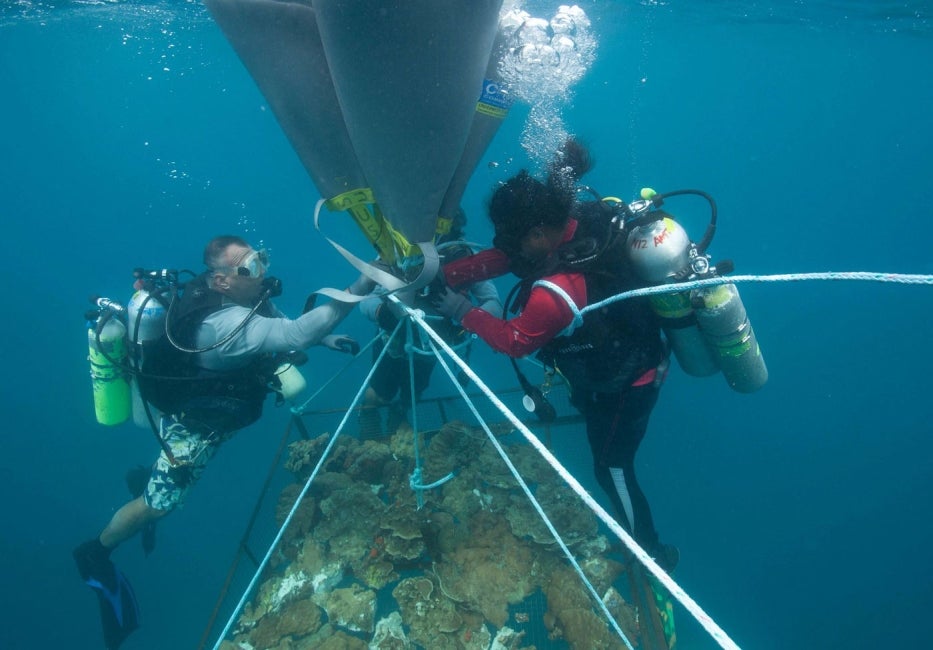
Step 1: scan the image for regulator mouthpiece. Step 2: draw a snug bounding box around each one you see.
[91,295,126,315]
[133,268,178,282]
[261,276,283,298]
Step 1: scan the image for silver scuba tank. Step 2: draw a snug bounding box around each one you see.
[626,214,720,377]
[127,288,167,428]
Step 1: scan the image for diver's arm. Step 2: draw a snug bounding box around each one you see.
[199,276,374,364]
[442,248,511,289]
[461,273,584,358]
[199,299,356,361]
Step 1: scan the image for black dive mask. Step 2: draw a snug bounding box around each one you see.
[493,230,522,258]
[493,229,541,279]
[261,276,283,298]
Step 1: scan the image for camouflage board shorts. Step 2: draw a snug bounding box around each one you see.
[144,416,221,511]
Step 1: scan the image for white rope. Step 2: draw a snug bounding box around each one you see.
[405,306,742,650]
[583,271,933,315]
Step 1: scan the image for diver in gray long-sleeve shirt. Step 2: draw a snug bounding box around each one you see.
[74,235,375,622]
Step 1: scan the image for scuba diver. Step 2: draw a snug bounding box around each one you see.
[75,235,374,649]
[432,141,680,572]
[357,209,502,438]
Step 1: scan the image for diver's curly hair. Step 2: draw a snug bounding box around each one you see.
[488,139,593,240]
[547,137,594,192]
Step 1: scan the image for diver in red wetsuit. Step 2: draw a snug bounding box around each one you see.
[433,140,679,571]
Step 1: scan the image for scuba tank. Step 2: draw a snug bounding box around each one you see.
[87,297,132,426]
[127,285,168,428]
[624,188,768,393]
[693,281,768,393]
[626,212,720,378]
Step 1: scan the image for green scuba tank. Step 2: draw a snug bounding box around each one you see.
[693,282,768,393]
[88,303,132,426]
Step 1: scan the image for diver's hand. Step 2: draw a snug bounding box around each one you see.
[321,334,360,356]
[431,287,473,324]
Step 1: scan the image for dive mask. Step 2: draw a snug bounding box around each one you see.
[233,248,270,278]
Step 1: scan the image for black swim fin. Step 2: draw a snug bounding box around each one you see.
[74,539,140,649]
[125,465,157,556]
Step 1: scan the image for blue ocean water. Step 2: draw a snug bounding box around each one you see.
[1,1,931,649]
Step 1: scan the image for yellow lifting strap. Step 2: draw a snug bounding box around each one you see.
[380,210,422,260]
[434,215,455,238]
[324,188,423,264]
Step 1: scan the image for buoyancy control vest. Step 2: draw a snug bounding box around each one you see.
[527,201,666,393]
[137,273,276,434]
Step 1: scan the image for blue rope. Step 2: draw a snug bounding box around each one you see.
[409,467,456,491]
[381,300,462,509]
[403,318,426,509]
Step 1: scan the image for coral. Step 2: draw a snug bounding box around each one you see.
[235,420,655,649]
[432,511,538,627]
[602,586,640,643]
[505,481,599,546]
[544,566,632,649]
[393,577,464,648]
[370,612,410,649]
[274,484,317,547]
[284,435,331,477]
[422,420,487,483]
[359,558,398,590]
[247,598,322,649]
[341,438,394,484]
[490,626,527,650]
[314,584,376,635]
[313,480,385,564]
[268,569,312,612]
[379,503,425,541]
[580,555,626,596]
[306,627,369,650]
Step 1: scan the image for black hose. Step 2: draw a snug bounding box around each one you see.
[653,188,718,254]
